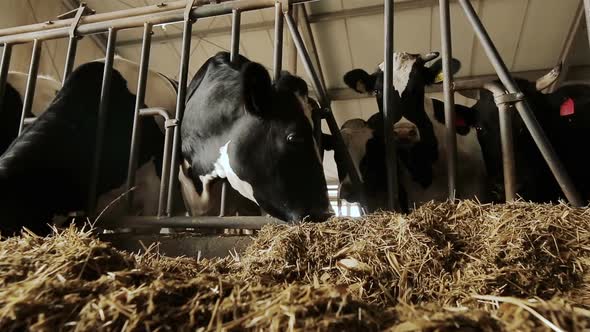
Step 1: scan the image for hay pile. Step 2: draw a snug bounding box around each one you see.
[1,200,590,331]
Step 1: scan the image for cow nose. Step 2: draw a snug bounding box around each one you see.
[308,211,333,223]
[339,181,360,203]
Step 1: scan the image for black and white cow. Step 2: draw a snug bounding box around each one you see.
[0,73,61,154]
[180,51,331,222]
[332,52,490,211]
[0,61,168,236]
[455,72,590,203]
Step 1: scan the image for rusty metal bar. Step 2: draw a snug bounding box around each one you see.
[88,27,117,215]
[459,0,584,207]
[167,2,195,216]
[0,44,13,115]
[439,0,457,200]
[126,22,153,212]
[18,39,42,135]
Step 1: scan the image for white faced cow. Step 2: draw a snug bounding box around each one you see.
[180,52,331,223]
[329,52,489,211]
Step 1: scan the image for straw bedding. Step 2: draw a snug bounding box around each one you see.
[1,200,589,331]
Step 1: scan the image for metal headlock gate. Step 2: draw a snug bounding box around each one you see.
[0,0,586,234]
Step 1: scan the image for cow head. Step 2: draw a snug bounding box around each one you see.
[212,61,331,222]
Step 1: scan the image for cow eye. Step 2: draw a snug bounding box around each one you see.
[286,133,304,144]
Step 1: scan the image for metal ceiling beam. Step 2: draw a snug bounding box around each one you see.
[325,65,590,100]
[117,0,460,48]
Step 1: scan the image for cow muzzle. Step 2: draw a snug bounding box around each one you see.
[393,122,420,147]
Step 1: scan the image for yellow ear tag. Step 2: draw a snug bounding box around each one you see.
[434,72,444,83]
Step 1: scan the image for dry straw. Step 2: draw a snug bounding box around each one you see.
[0,200,589,331]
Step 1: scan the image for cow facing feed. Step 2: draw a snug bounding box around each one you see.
[181,52,331,223]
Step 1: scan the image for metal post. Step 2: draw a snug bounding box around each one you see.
[584,0,590,49]
[284,10,365,208]
[381,0,399,211]
[18,39,42,135]
[219,8,242,217]
[167,1,195,216]
[273,2,283,81]
[0,44,13,115]
[483,82,516,201]
[439,0,457,200]
[126,22,153,212]
[300,5,327,93]
[230,9,241,62]
[62,36,78,84]
[88,27,117,215]
[459,0,584,207]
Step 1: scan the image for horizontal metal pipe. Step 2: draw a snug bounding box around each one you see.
[0,0,319,45]
[99,216,286,229]
[0,0,222,37]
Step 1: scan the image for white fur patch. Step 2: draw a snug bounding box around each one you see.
[295,92,322,163]
[378,52,418,96]
[178,159,217,216]
[214,141,258,204]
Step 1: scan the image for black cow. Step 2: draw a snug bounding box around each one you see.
[0,73,61,154]
[181,52,331,222]
[329,52,490,212]
[0,62,165,236]
[456,75,590,203]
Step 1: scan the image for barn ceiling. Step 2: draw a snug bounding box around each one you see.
[1,0,589,183]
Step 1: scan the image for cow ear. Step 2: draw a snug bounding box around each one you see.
[343,69,376,94]
[431,99,476,135]
[426,58,462,85]
[242,62,272,116]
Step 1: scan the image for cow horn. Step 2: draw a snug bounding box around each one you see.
[421,52,440,62]
[535,62,562,92]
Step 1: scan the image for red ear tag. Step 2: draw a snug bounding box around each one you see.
[455,116,466,127]
[560,98,575,117]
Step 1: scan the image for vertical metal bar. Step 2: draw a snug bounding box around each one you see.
[62,36,78,85]
[458,0,584,207]
[439,0,457,200]
[584,0,590,49]
[126,22,153,212]
[18,39,42,135]
[219,8,242,217]
[273,2,284,81]
[230,9,241,63]
[166,13,194,216]
[382,0,399,211]
[284,11,365,207]
[0,44,13,115]
[498,104,516,201]
[158,124,173,216]
[88,27,117,215]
